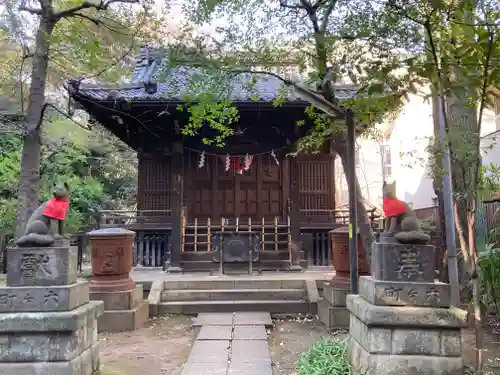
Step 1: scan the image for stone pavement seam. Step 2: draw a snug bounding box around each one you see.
[182,312,273,375]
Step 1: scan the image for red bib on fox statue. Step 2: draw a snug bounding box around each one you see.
[383,197,406,217]
[43,198,69,220]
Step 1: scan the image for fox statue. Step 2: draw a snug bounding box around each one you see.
[16,183,70,247]
[382,181,430,245]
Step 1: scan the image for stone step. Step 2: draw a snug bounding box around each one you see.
[317,297,350,330]
[158,299,310,315]
[161,288,306,301]
[162,279,305,290]
[321,282,349,307]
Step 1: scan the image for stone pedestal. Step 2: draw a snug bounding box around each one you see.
[347,242,467,375]
[0,246,104,375]
[88,228,149,332]
[318,282,350,330]
[90,284,149,332]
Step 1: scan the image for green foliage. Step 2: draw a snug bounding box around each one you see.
[478,242,500,315]
[296,337,358,375]
[419,216,437,234]
[478,164,500,201]
[178,93,240,146]
[0,121,137,236]
[168,0,413,150]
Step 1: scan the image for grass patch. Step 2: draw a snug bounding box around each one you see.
[296,337,358,375]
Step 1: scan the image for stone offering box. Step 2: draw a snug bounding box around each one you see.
[329,227,370,282]
[347,242,467,375]
[87,227,136,293]
[0,246,104,375]
[87,228,149,332]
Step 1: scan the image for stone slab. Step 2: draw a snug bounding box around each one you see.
[187,340,230,363]
[0,317,98,362]
[181,362,227,375]
[322,282,349,307]
[305,279,319,303]
[164,279,304,290]
[346,295,467,328]
[90,284,143,310]
[0,300,104,332]
[347,336,463,375]
[228,361,273,375]
[359,276,450,308]
[233,312,272,327]
[193,313,234,327]
[233,325,268,340]
[371,243,435,283]
[7,247,78,287]
[349,314,462,356]
[349,313,391,354]
[148,280,162,317]
[97,299,149,332]
[0,281,89,313]
[231,340,271,363]
[317,298,349,330]
[0,343,99,375]
[197,325,233,340]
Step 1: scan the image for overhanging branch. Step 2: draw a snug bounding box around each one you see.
[53,0,138,21]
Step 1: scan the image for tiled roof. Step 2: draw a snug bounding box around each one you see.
[72,45,358,102]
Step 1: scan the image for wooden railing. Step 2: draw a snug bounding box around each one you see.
[300,207,381,227]
[182,216,291,253]
[86,207,382,269]
[97,209,173,229]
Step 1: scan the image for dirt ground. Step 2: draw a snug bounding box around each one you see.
[269,314,344,375]
[462,316,500,375]
[96,312,500,375]
[98,314,194,375]
[97,313,334,375]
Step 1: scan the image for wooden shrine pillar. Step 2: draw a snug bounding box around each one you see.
[166,142,183,273]
[289,157,303,271]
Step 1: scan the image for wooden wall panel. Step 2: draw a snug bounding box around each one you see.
[139,150,336,221]
[185,154,213,218]
[184,153,283,220]
[260,155,282,219]
[137,153,172,213]
[297,155,335,222]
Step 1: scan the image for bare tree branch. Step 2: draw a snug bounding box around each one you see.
[18,6,42,15]
[476,31,496,133]
[19,0,53,16]
[53,0,138,21]
[278,0,304,11]
[320,0,336,32]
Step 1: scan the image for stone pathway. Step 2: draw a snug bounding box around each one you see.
[182,312,273,375]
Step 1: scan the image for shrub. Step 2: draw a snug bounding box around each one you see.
[296,337,358,375]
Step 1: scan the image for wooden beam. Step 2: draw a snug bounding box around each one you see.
[289,157,303,271]
[166,142,183,273]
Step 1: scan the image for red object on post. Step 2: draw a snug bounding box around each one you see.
[43,198,69,220]
[383,197,406,217]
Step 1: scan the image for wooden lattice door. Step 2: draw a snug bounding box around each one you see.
[298,155,335,223]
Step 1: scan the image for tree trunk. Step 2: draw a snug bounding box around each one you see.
[337,144,375,260]
[15,19,54,239]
